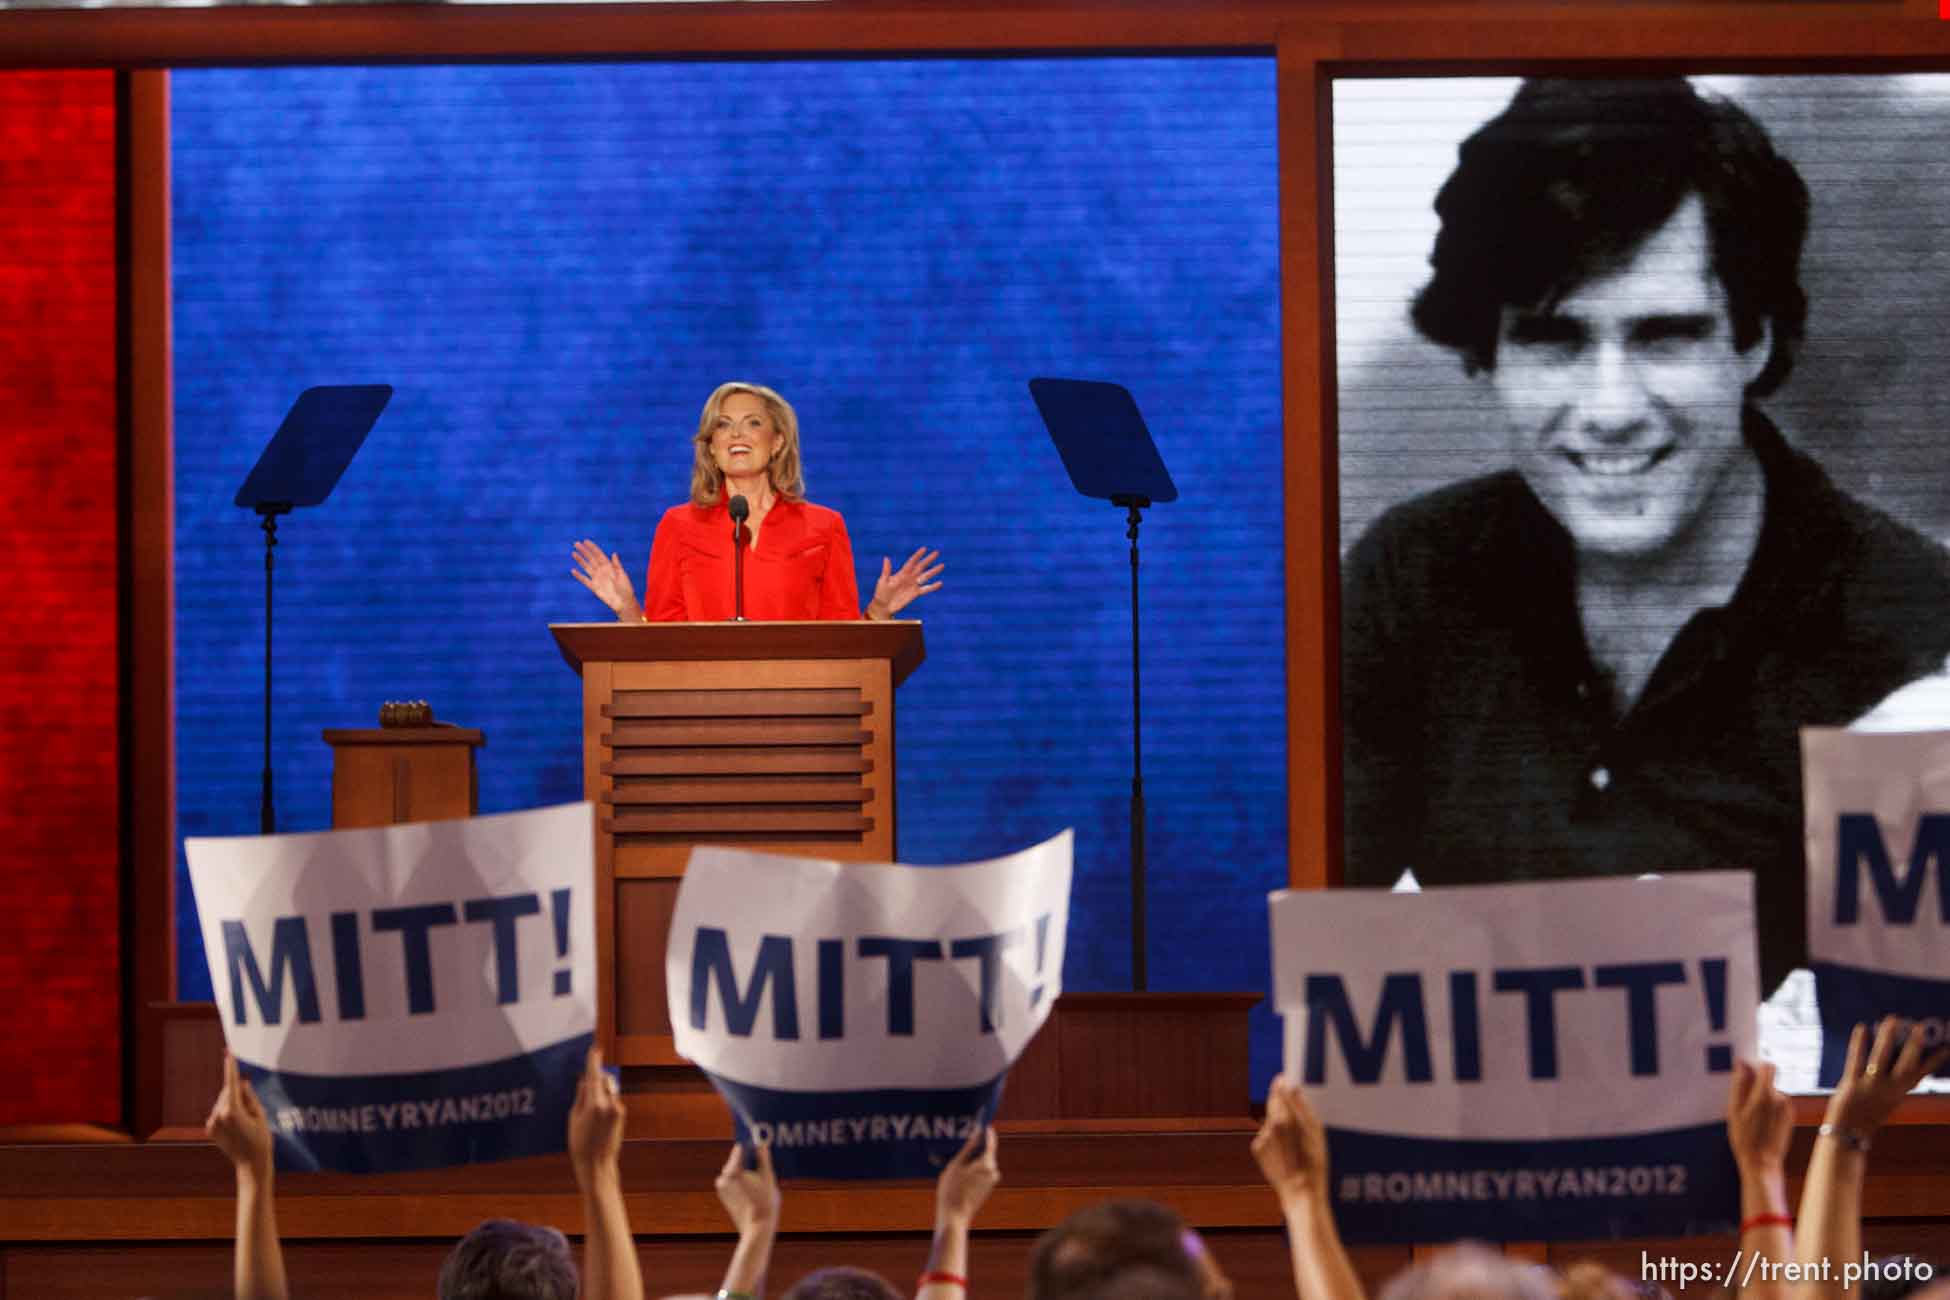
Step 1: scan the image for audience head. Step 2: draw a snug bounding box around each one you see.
[1068,1265,1205,1300]
[436,1219,577,1300]
[1558,1259,1669,1300]
[1027,1198,1204,1300]
[781,1265,905,1300]
[1379,1242,1560,1300]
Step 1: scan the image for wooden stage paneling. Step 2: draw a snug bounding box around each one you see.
[0,1125,1382,1298]
[6,1123,1950,1298]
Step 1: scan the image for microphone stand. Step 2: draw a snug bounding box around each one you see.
[729,495,750,621]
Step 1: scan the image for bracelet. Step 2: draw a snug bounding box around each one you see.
[716,1291,758,1300]
[1817,1122,1873,1153]
[919,1271,969,1289]
[1740,1212,1794,1233]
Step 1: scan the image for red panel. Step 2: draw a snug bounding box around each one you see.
[0,69,120,1126]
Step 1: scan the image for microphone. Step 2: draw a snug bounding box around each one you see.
[728,495,749,621]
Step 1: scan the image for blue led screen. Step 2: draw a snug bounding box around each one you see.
[171,58,1285,1094]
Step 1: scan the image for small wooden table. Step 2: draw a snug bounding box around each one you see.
[321,725,484,827]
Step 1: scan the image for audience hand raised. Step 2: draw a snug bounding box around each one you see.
[207,1051,275,1180]
[1726,1061,1794,1300]
[916,1125,999,1300]
[569,1048,643,1300]
[568,1047,626,1181]
[1825,1015,1950,1143]
[714,1140,781,1300]
[1727,1059,1793,1176]
[1252,1074,1331,1208]
[1794,1017,1949,1300]
[935,1123,1001,1228]
[716,1139,781,1237]
[207,1052,290,1300]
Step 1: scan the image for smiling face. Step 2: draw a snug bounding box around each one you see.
[1491,195,1771,562]
[709,391,780,484]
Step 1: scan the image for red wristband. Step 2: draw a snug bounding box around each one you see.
[920,1271,969,1289]
[1740,1212,1794,1233]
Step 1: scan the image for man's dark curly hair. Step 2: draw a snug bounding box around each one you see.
[1410,77,1810,397]
[436,1219,577,1300]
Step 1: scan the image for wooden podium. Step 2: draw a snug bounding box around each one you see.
[550,620,925,1089]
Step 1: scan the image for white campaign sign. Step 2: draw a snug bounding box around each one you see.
[666,831,1071,1179]
[185,803,596,1172]
[1805,727,1950,978]
[1802,727,1950,1084]
[1272,873,1757,1138]
[1270,873,1758,1243]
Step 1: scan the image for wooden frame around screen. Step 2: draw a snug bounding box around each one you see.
[49,0,1950,1134]
[122,66,176,1140]
[1285,10,1950,897]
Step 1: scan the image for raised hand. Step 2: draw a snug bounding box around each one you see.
[1253,1075,1367,1300]
[1794,1018,1948,1300]
[1727,1059,1793,1176]
[207,1051,275,1178]
[572,539,644,620]
[1727,1060,1793,1300]
[935,1123,1000,1228]
[919,1124,999,1300]
[867,547,944,619]
[715,1140,781,1237]
[571,1048,643,1300]
[714,1140,781,1300]
[569,1046,627,1181]
[1826,1016,1950,1141]
[1252,1075,1332,1207]
[207,1052,289,1300]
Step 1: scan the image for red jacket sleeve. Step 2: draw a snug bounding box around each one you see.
[643,508,689,622]
[819,510,864,620]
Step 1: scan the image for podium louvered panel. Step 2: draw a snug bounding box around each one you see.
[609,778,873,805]
[602,684,875,846]
[604,718,873,747]
[607,808,875,835]
[606,687,869,719]
[605,746,872,776]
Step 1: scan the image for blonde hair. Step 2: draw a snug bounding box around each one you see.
[690,381,808,508]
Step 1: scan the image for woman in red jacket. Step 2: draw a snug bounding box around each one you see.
[572,382,942,622]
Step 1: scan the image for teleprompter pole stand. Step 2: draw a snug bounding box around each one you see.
[234,384,393,834]
[1114,492,1150,990]
[258,504,291,834]
[1029,378,1177,992]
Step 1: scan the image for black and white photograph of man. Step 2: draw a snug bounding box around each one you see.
[1334,75,1950,1085]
